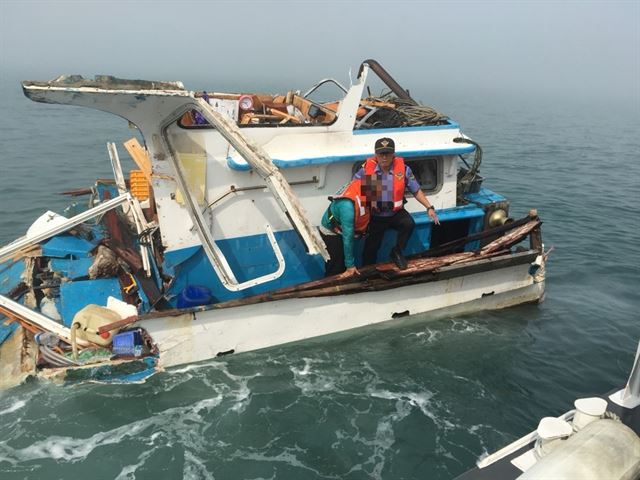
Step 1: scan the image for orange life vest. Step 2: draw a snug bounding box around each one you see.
[329,179,370,235]
[363,156,406,212]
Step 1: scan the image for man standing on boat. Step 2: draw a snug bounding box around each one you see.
[319,176,379,278]
[355,137,440,270]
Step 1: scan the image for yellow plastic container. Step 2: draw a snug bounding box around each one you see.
[129,169,150,201]
[72,304,121,346]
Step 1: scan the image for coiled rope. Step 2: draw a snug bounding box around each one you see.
[360,93,449,128]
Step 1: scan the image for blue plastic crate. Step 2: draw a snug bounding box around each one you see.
[112,330,143,357]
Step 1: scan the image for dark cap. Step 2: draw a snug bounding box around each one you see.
[374,137,395,154]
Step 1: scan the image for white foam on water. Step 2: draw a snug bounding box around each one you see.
[0,399,26,416]
[464,423,506,465]
[356,394,417,479]
[452,374,490,400]
[183,450,215,480]
[208,362,260,414]
[169,359,225,375]
[0,394,224,464]
[290,358,337,394]
[449,319,493,335]
[230,446,340,479]
[114,448,156,480]
[405,327,441,344]
[368,387,456,432]
[0,419,150,463]
[163,360,259,414]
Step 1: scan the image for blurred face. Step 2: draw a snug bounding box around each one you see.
[375,151,394,171]
[361,174,382,205]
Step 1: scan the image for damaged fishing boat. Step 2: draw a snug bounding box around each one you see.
[0,59,549,388]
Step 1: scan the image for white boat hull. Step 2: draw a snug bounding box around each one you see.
[143,260,544,369]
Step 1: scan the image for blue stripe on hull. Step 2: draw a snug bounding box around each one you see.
[163,205,485,305]
[227,145,476,171]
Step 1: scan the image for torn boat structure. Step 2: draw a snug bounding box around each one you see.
[0,60,548,388]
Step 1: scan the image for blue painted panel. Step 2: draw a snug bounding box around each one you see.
[58,278,123,327]
[95,183,122,202]
[227,145,476,171]
[137,283,151,313]
[163,205,487,304]
[413,205,484,225]
[42,235,95,259]
[369,207,485,263]
[49,258,94,280]
[62,201,92,219]
[0,258,26,346]
[465,216,485,251]
[0,322,18,346]
[86,224,106,244]
[164,230,325,305]
[0,259,25,295]
[163,245,200,273]
[464,187,507,205]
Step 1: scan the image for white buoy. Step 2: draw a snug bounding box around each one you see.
[573,397,608,431]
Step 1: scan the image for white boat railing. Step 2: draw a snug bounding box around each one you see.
[154,97,326,291]
[0,294,89,346]
[0,194,132,264]
[476,410,575,469]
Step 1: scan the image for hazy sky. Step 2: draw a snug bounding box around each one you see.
[1,0,638,104]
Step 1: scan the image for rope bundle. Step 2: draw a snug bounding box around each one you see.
[359,94,449,128]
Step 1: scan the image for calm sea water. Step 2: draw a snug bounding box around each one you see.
[0,75,638,479]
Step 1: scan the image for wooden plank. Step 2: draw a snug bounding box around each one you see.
[0,325,37,390]
[140,249,539,320]
[269,108,301,124]
[97,315,138,334]
[123,138,152,183]
[360,99,396,108]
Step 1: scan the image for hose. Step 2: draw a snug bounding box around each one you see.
[39,345,79,367]
[453,137,483,201]
[35,330,80,367]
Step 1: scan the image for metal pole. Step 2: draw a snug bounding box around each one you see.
[0,194,131,263]
[358,59,414,102]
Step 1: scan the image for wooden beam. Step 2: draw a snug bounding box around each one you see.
[269,108,302,124]
[123,138,152,183]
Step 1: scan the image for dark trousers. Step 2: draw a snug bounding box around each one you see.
[319,230,346,277]
[363,209,415,265]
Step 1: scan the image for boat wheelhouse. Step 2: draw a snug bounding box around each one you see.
[0,60,547,388]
